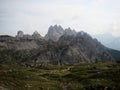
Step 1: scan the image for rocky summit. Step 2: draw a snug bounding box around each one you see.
[0,25,120,66]
[45,25,77,42]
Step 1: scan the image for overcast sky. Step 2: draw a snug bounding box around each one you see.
[0,0,120,36]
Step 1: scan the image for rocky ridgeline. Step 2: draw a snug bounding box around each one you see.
[0,31,43,50]
[45,25,77,42]
[0,31,42,41]
[0,25,119,66]
[16,30,42,40]
[0,25,86,42]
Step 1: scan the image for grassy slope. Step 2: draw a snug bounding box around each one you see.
[0,62,120,90]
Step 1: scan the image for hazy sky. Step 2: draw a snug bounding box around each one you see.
[0,0,120,36]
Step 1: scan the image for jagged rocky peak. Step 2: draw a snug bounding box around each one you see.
[54,24,64,32]
[48,25,64,33]
[32,31,42,39]
[45,24,64,42]
[33,31,39,35]
[45,25,78,42]
[64,27,77,36]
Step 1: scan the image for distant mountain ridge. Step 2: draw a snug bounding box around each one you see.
[93,33,120,51]
[0,25,119,66]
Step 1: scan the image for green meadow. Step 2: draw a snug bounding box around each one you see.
[0,62,120,90]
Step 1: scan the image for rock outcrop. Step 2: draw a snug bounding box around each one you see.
[32,31,42,39]
[16,30,42,40]
[17,30,24,38]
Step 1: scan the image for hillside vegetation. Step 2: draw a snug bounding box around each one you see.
[0,62,120,90]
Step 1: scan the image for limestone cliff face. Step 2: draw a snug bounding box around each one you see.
[0,26,117,66]
[45,25,77,42]
[45,25,64,42]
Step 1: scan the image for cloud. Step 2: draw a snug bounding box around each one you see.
[0,0,120,36]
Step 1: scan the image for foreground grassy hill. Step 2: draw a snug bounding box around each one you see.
[0,62,120,90]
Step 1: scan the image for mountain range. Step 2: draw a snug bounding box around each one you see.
[0,25,120,67]
[93,33,120,51]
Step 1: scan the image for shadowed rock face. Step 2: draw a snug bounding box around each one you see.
[0,25,117,66]
[57,32,114,64]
